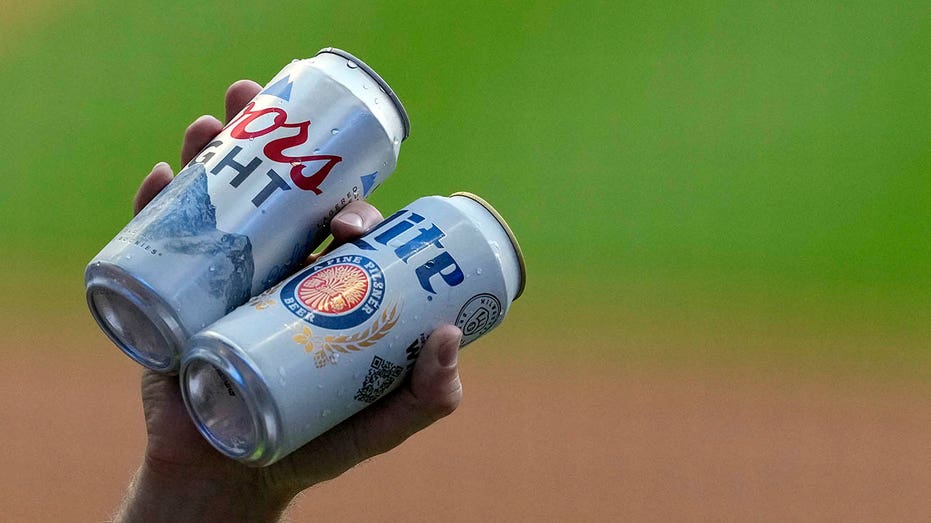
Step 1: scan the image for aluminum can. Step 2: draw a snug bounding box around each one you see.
[85,48,410,372]
[179,193,526,466]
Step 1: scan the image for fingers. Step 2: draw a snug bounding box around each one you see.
[133,163,174,215]
[275,325,463,488]
[225,80,262,123]
[179,80,260,165]
[181,115,223,166]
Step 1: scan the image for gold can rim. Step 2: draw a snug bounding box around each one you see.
[450,192,526,300]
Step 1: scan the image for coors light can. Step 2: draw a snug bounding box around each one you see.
[85,48,410,373]
[179,193,526,466]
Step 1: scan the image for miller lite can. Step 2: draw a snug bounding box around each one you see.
[85,48,410,372]
[179,193,526,466]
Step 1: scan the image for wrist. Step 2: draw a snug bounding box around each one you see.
[114,458,294,523]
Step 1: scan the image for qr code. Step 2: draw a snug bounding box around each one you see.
[354,356,405,404]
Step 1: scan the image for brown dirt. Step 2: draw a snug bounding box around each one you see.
[2,323,930,521]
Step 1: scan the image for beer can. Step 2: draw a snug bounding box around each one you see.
[85,48,410,372]
[179,193,526,466]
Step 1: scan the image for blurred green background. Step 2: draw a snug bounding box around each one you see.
[3,1,929,377]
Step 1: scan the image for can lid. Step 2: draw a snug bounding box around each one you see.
[450,192,527,300]
[315,47,411,142]
[85,262,187,373]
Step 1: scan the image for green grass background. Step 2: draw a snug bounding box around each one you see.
[3,1,929,376]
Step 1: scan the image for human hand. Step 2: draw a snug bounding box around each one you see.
[115,80,463,523]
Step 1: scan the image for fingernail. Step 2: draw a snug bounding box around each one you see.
[336,212,364,229]
[438,333,462,367]
[153,161,170,171]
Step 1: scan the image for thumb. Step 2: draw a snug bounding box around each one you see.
[274,325,464,489]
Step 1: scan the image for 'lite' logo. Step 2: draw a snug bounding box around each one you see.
[352,209,464,295]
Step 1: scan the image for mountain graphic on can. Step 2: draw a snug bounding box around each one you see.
[85,48,410,373]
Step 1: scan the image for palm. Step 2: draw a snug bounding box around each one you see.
[126,79,464,508]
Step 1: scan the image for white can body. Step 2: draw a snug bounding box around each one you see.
[180,193,525,466]
[85,49,409,372]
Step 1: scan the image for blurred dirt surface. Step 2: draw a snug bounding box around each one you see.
[2,328,930,522]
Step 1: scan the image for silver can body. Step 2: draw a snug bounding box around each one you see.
[180,193,526,466]
[85,48,409,372]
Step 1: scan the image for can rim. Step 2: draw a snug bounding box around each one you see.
[315,47,411,142]
[450,192,526,300]
[85,262,185,373]
[180,336,283,467]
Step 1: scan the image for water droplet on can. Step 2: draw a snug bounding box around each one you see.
[362,82,368,90]
[475,267,483,275]
[313,147,320,154]
[321,409,331,418]
[208,266,216,272]
[124,254,132,260]
[346,61,358,69]
[393,137,400,145]
[331,128,340,135]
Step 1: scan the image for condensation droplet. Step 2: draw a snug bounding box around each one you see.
[316,384,323,390]
[393,137,400,145]
[321,409,331,418]
[208,266,216,272]
[475,267,483,275]
[330,128,340,135]
[346,61,358,69]
[124,254,132,260]
[313,147,320,154]
[362,82,369,90]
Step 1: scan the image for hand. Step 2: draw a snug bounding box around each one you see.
[116,81,463,522]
